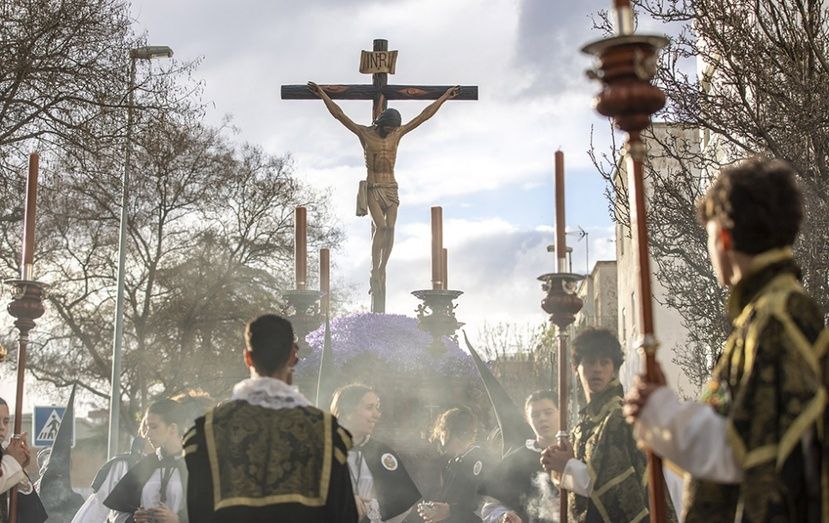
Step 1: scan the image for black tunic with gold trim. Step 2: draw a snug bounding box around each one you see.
[183,399,358,523]
[569,380,676,523]
[683,251,828,523]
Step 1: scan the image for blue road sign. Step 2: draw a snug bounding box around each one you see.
[32,406,73,447]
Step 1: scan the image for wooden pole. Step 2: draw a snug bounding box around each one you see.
[8,152,46,523]
[372,39,388,122]
[582,3,670,520]
[431,207,443,290]
[320,248,330,316]
[628,139,667,521]
[20,153,39,281]
[554,150,570,523]
[295,207,307,290]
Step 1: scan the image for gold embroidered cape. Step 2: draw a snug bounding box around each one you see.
[570,379,677,523]
[684,249,829,523]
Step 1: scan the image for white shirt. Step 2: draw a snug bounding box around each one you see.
[633,386,742,483]
[0,454,26,495]
[71,460,131,523]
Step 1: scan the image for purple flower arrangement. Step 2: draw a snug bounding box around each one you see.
[297,313,476,378]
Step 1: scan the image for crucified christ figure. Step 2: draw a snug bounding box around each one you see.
[307,81,459,299]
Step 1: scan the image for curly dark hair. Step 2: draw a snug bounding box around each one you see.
[572,328,624,370]
[697,157,802,254]
[429,407,477,445]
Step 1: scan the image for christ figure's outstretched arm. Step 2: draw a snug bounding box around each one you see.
[308,81,362,135]
[399,86,460,136]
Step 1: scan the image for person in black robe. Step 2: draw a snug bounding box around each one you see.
[418,407,487,523]
[104,399,188,523]
[184,314,358,523]
[479,390,560,523]
[72,436,148,523]
[331,384,421,522]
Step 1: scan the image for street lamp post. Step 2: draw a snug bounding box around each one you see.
[107,45,173,459]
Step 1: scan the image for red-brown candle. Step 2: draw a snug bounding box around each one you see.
[431,207,443,290]
[21,152,39,280]
[555,151,567,273]
[442,248,448,290]
[295,207,307,290]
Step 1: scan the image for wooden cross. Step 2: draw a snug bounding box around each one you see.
[281,38,478,313]
[282,38,478,121]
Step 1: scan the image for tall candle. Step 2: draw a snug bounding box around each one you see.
[21,152,39,280]
[431,207,443,289]
[614,0,634,34]
[295,207,307,290]
[442,248,448,290]
[320,248,330,316]
[555,151,567,273]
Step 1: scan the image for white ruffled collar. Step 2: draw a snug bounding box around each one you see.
[231,377,311,411]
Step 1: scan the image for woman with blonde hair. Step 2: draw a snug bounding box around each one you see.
[331,384,420,523]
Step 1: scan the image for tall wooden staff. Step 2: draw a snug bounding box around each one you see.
[539,151,583,523]
[583,1,669,520]
[6,153,46,523]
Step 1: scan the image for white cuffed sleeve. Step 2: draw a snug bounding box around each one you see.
[0,454,25,495]
[634,386,742,483]
[558,458,593,496]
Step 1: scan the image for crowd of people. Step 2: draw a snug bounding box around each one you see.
[0,156,826,522]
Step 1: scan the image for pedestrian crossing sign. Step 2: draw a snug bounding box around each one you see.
[33,406,73,447]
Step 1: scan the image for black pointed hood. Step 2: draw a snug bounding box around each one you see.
[463,331,534,457]
[38,383,84,520]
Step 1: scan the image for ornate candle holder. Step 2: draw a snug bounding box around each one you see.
[582,34,668,138]
[538,271,583,523]
[411,289,464,354]
[6,279,46,369]
[538,272,584,329]
[282,289,323,348]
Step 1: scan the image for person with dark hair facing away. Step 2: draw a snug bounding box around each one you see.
[104,399,188,523]
[479,390,560,523]
[625,157,828,522]
[330,384,420,523]
[540,328,676,523]
[184,314,357,522]
[418,408,487,523]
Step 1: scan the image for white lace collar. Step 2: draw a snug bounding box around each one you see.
[231,377,311,411]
